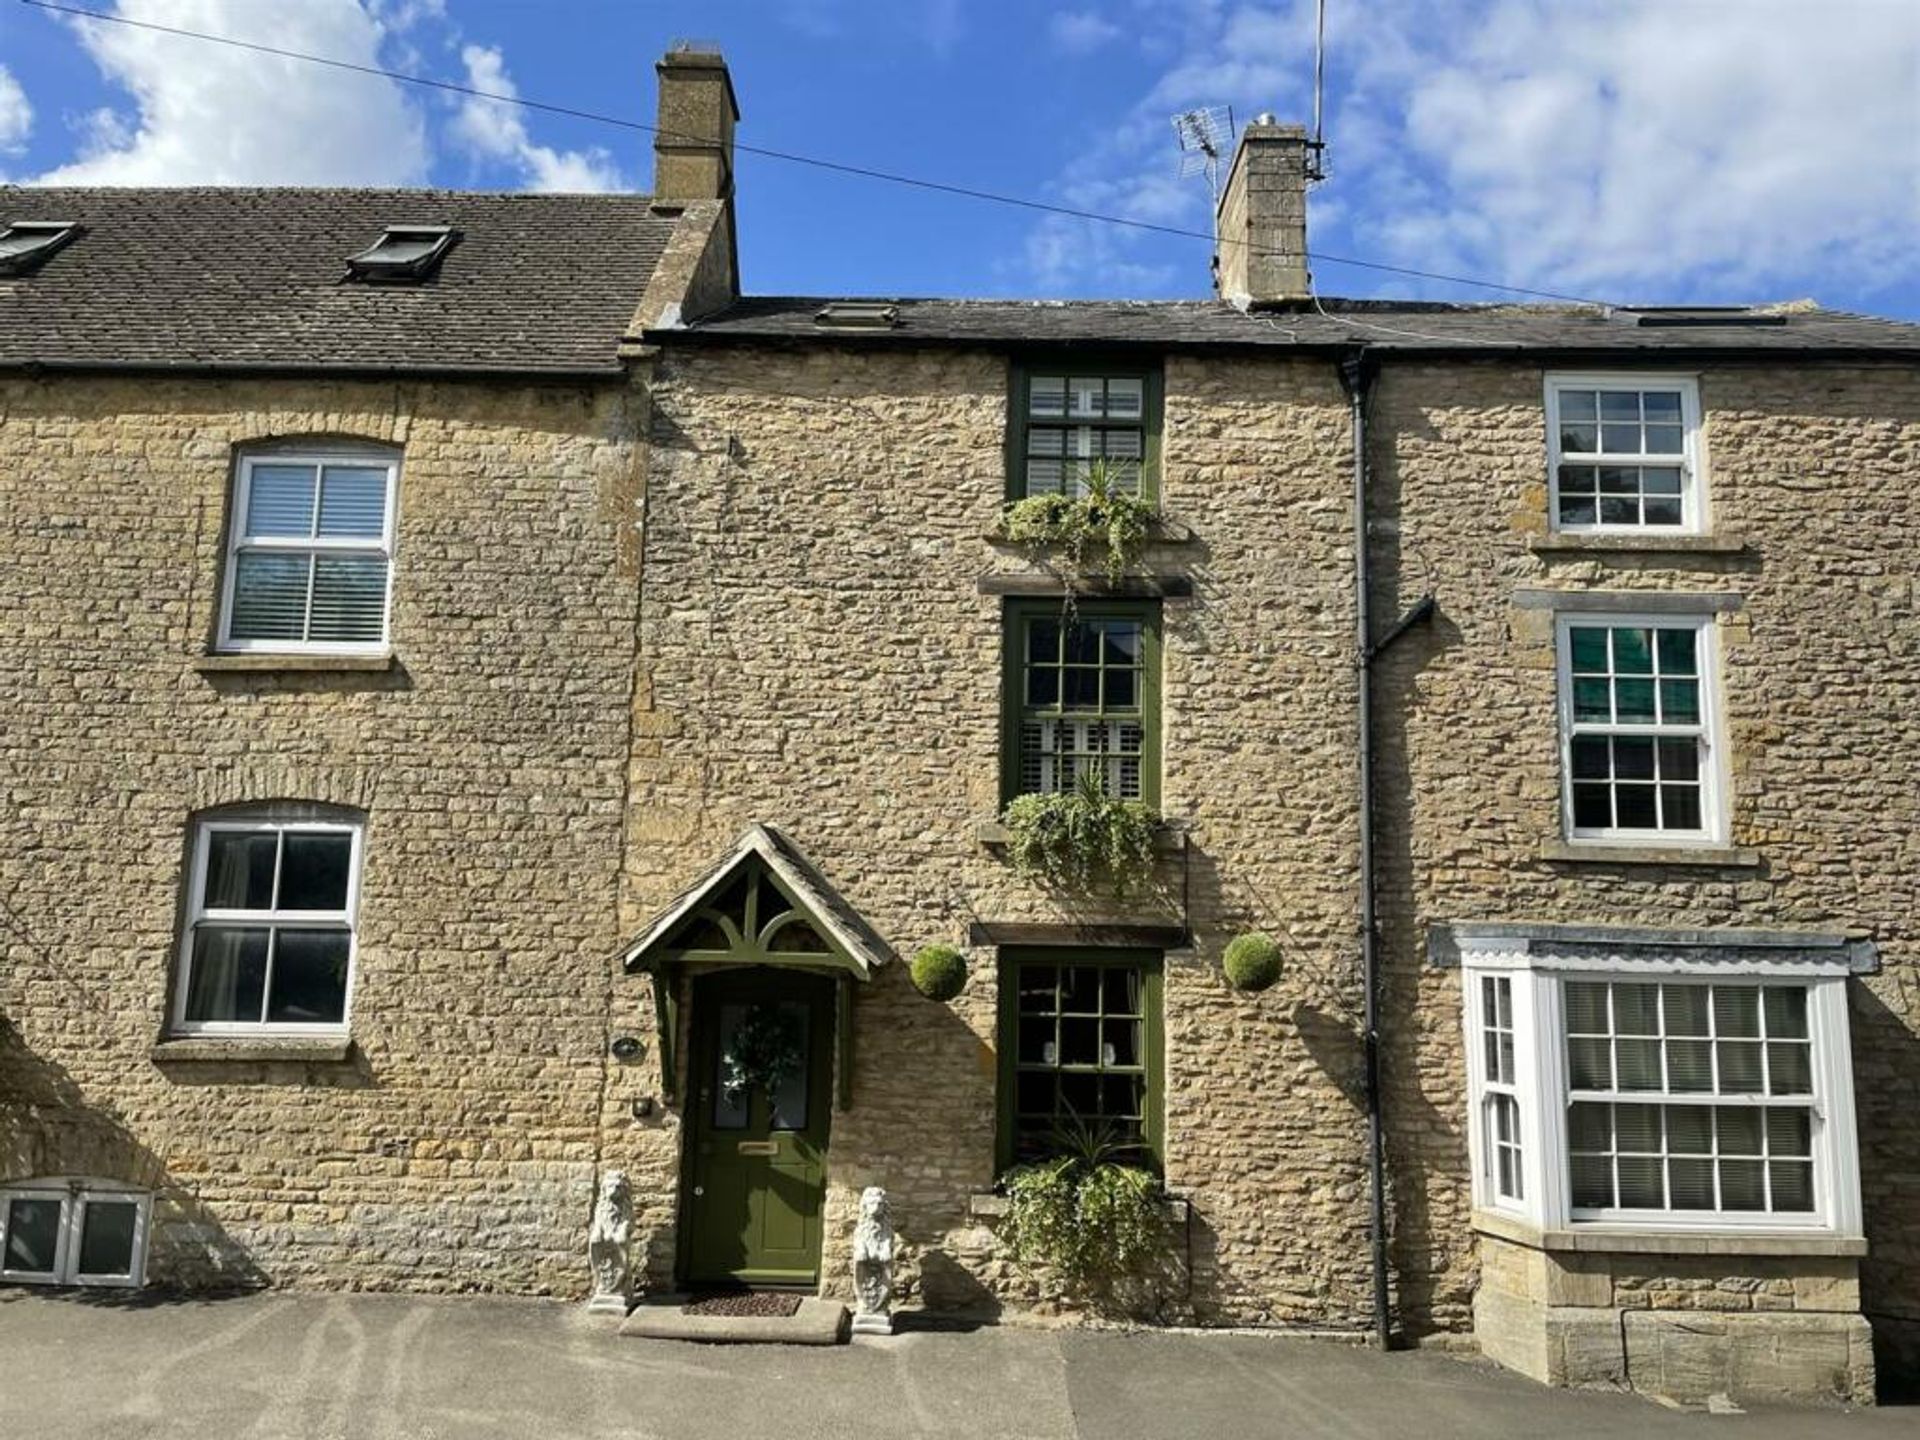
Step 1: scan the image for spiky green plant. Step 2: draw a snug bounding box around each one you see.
[1001,461,1155,585]
[1000,769,1158,895]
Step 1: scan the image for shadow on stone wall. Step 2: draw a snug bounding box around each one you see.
[0,1016,269,1297]
[1850,984,1920,1400]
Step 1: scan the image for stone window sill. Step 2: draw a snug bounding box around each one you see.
[194,652,395,675]
[975,819,1187,854]
[985,516,1196,546]
[1473,1209,1866,1258]
[1530,533,1749,557]
[1539,839,1762,869]
[151,1036,355,1064]
[970,1191,1191,1224]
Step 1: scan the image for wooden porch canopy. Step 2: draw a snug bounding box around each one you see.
[617,824,893,1109]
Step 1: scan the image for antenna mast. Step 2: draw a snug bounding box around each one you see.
[1171,105,1236,218]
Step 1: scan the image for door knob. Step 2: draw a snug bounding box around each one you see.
[693,1186,704,1197]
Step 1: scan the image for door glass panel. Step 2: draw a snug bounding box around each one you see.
[77,1201,138,1277]
[768,1001,811,1131]
[4,1196,63,1275]
[711,1003,749,1129]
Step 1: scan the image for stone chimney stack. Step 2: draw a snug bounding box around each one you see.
[1213,115,1312,307]
[642,44,740,324]
[652,44,738,204]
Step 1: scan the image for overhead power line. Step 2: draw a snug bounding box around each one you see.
[17,0,1617,307]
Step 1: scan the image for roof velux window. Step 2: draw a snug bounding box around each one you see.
[813,301,898,330]
[345,226,455,283]
[0,221,80,276]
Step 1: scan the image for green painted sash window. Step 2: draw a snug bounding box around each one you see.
[1008,362,1163,501]
[1002,599,1160,806]
[996,949,1164,1171]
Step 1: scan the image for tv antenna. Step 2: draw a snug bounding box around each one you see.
[1171,105,1236,208]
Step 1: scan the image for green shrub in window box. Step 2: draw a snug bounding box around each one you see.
[1000,771,1159,896]
[1002,462,1155,585]
[1222,932,1283,993]
[1000,1116,1165,1298]
[909,944,968,1002]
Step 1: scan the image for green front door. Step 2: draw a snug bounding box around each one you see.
[681,967,834,1287]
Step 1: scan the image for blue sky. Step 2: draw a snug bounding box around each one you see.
[2,1,1916,316]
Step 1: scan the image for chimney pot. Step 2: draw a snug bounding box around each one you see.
[1214,118,1312,307]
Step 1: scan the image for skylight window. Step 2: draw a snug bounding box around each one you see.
[0,221,80,276]
[344,226,456,283]
[814,301,899,330]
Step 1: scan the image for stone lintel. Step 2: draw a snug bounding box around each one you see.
[968,921,1188,949]
[1511,587,1744,613]
[977,573,1194,599]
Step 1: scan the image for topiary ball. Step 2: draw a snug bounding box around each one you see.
[1222,933,1283,993]
[910,945,968,1002]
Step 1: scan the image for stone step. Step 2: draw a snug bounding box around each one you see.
[614,1294,849,1346]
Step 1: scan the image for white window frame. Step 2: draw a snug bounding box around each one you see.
[0,1179,150,1288]
[1469,972,1527,1211]
[1545,373,1706,535]
[216,448,399,656]
[1556,612,1729,846]
[1462,945,1862,1237]
[171,816,362,1038]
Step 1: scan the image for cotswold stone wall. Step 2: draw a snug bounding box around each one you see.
[1367,361,1920,1379]
[0,374,645,1293]
[607,346,1375,1326]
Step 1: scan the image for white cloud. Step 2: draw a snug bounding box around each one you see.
[0,65,32,156]
[449,44,623,193]
[31,0,429,186]
[30,0,428,186]
[1051,11,1124,54]
[1023,0,1920,306]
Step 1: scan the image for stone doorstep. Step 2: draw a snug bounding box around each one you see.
[615,1295,849,1346]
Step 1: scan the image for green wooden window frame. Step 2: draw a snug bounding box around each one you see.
[1000,599,1161,807]
[996,948,1165,1172]
[1006,359,1164,503]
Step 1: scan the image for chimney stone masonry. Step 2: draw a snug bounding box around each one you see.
[652,46,739,205]
[1214,116,1313,307]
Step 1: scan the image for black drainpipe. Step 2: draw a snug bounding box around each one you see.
[1340,348,1435,1353]
[1341,349,1392,1353]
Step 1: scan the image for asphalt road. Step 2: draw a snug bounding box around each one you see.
[2,1290,1910,1439]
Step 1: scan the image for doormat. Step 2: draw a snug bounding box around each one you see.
[682,1291,804,1319]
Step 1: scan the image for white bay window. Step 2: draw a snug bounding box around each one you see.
[1456,926,1864,1236]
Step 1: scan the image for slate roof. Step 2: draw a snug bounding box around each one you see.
[657,296,1920,358]
[0,187,675,376]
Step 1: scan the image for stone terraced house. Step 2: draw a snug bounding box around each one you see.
[4,46,1918,1408]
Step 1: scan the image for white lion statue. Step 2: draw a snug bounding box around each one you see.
[587,1170,633,1313]
[851,1185,895,1333]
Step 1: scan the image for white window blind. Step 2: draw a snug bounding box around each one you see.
[220,453,396,653]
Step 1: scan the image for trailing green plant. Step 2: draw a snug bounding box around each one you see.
[909,944,968,1002]
[1000,1113,1164,1292]
[1222,932,1284,993]
[1002,461,1155,585]
[1000,769,1158,895]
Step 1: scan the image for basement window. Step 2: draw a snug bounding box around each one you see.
[0,220,79,276]
[345,226,456,282]
[1,1180,151,1288]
